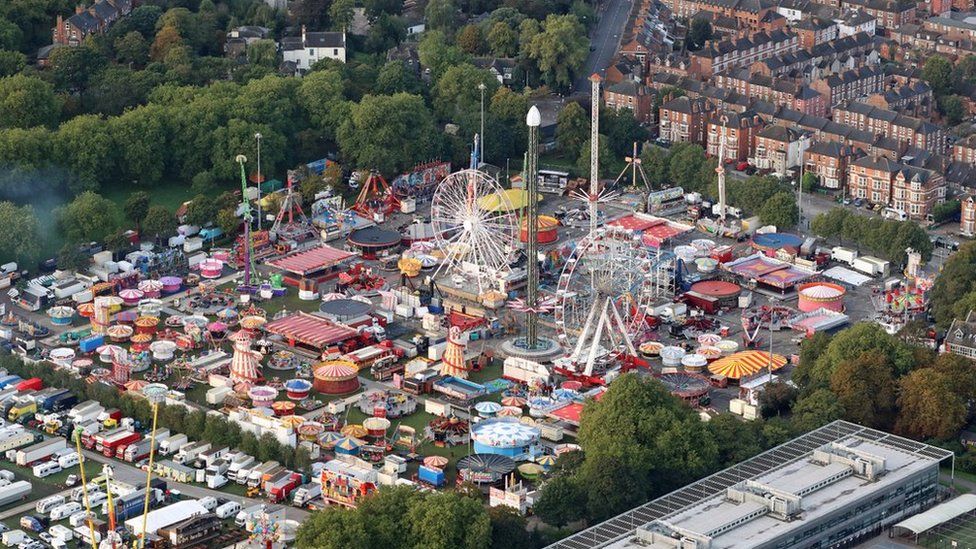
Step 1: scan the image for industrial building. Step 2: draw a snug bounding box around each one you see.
[547,421,954,549]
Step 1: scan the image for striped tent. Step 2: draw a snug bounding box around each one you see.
[341,424,368,438]
[708,351,787,380]
[334,436,364,455]
[535,454,557,470]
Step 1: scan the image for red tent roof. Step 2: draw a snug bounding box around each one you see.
[267,245,355,276]
[264,311,359,349]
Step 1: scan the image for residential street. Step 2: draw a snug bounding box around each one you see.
[573,0,635,94]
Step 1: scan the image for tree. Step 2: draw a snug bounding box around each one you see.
[923,55,953,97]
[801,171,817,192]
[707,414,763,467]
[810,207,848,241]
[757,381,797,418]
[185,194,219,227]
[806,322,913,386]
[298,69,347,133]
[150,25,184,62]
[114,31,149,66]
[896,368,968,440]
[457,25,483,54]
[931,242,976,327]
[408,492,490,549]
[556,102,588,156]
[48,45,108,92]
[124,191,151,229]
[525,15,588,91]
[216,208,240,237]
[487,507,531,549]
[142,206,177,239]
[375,61,422,95]
[56,191,120,244]
[432,64,498,123]
[533,475,586,526]
[337,93,439,175]
[932,199,961,224]
[487,22,518,57]
[110,105,169,187]
[687,18,712,50]
[329,0,356,30]
[790,389,844,433]
[0,50,25,77]
[364,0,403,18]
[829,350,898,430]
[668,142,708,191]
[939,94,965,125]
[576,136,613,179]
[0,75,60,129]
[759,191,799,228]
[602,107,646,157]
[0,202,40,266]
[56,244,89,272]
[570,0,597,31]
[425,0,457,32]
[247,39,278,69]
[418,31,469,81]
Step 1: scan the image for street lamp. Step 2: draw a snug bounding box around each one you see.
[478,82,486,165]
[255,132,263,231]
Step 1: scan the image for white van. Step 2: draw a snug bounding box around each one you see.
[56,453,78,469]
[198,496,218,512]
[71,483,98,502]
[32,462,61,479]
[35,496,65,515]
[67,513,91,528]
[86,491,107,506]
[882,207,908,221]
[49,503,82,522]
[215,501,241,520]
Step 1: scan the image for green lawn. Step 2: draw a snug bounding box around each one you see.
[921,517,976,548]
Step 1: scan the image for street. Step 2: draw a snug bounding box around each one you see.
[573,0,634,93]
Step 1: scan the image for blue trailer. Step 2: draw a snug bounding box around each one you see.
[38,389,72,411]
[418,465,445,487]
[0,375,22,388]
[78,335,104,353]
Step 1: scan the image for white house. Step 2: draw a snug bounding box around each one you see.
[836,10,876,38]
[281,26,346,73]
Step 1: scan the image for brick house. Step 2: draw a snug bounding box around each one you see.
[706,111,765,162]
[804,140,860,190]
[604,81,653,124]
[659,96,714,145]
[847,156,944,218]
[953,134,976,166]
[833,100,947,154]
[793,17,838,49]
[53,0,132,46]
[689,30,799,78]
[840,0,915,29]
[750,125,812,175]
[961,195,976,237]
[810,66,885,108]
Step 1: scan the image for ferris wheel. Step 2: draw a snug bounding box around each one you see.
[553,226,657,375]
[431,169,519,293]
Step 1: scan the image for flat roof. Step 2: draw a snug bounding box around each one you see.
[546,421,953,549]
[267,245,355,276]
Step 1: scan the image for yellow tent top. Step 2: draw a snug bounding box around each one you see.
[707,351,787,379]
[476,189,541,212]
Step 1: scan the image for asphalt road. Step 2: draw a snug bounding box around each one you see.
[572,0,635,94]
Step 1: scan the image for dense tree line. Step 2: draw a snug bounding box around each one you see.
[810,207,933,265]
[0,354,312,473]
[296,486,544,549]
[931,240,976,328]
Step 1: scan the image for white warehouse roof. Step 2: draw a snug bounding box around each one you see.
[125,500,207,536]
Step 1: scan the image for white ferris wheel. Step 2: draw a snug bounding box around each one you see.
[431,169,520,293]
[553,225,657,375]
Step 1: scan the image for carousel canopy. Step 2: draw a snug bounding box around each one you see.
[314,360,359,381]
[708,351,787,379]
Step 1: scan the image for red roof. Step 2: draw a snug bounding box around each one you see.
[609,214,663,232]
[267,245,355,276]
[264,311,359,348]
[547,402,584,425]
